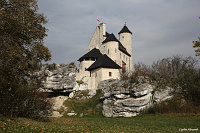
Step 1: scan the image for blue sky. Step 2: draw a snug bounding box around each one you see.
[38,0,200,65]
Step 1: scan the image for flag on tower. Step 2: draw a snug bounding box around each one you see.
[96,18,100,22]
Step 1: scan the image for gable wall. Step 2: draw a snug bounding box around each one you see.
[90,68,120,88]
[88,27,100,51]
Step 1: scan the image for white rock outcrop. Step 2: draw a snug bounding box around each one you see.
[41,63,77,92]
[99,77,174,117]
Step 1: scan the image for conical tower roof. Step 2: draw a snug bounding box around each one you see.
[118,25,132,34]
[102,33,119,44]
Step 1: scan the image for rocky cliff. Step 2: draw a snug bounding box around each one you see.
[98,77,174,117]
[36,63,174,118]
[36,63,78,117]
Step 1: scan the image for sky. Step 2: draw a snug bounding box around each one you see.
[37,0,200,65]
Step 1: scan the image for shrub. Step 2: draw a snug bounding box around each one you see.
[76,80,84,85]
[145,97,200,114]
[0,82,52,120]
[46,63,57,71]
[132,56,200,106]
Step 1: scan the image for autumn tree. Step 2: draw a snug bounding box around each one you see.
[0,0,52,119]
[193,17,200,56]
[193,37,200,56]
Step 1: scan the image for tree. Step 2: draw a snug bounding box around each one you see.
[193,17,200,56]
[0,0,52,118]
[193,37,200,56]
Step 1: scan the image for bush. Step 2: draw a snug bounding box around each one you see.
[76,80,84,85]
[132,56,200,106]
[0,82,52,120]
[145,97,200,114]
[46,63,57,71]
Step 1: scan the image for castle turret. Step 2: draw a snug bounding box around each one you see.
[101,33,119,63]
[118,24,133,71]
[99,23,106,41]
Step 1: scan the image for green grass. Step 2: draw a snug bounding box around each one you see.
[63,89,103,117]
[0,114,200,133]
[1,91,199,132]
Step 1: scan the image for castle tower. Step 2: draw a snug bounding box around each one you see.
[100,23,106,41]
[101,33,119,62]
[88,23,106,51]
[118,24,133,71]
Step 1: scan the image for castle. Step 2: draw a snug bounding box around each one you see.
[76,23,133,89]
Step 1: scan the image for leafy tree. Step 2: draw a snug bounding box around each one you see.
[0,0,52,118]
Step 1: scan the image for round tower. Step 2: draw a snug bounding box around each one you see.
[118,24,133,71]
[118,24,132,56]
[101,33,119,63]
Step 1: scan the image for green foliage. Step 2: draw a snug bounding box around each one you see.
[76,80,84,85]
[64,90,103,117]
[0,82,52,120]
[0,0,52,119]
[1,114,200,132]
[68,62,76,68]
[46,63,57,71]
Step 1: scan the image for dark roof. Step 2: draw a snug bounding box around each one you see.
[118,25,132,34]
[87,54,121,71]
[102,33,131,56]
[118,42,131,57]
[78,48,102,62]
[106,32,110,37]
[103,32,110,38]
[102,33,118,43]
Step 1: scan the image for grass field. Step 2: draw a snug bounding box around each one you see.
[0,114,199,133]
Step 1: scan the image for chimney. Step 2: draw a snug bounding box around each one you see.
[100,23,106,37]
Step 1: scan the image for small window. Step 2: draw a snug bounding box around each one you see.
[120,53,121,59]
[115,48,117,53]
[122,36,124,38]
[108,49,109,54]
[109,72,112,77]
[95,72,97,77]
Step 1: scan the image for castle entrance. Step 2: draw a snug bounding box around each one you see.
[122,61,126,73]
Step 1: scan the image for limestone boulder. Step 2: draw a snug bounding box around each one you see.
[153,86,174,103]
[100,76,173,117]
[38,63,77,93]
[131,83,154,97]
